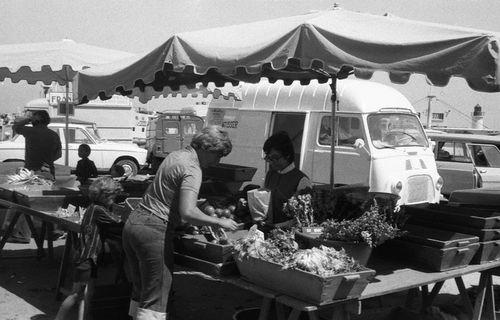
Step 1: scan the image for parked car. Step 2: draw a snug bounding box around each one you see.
[426,131,500,196]
[0,120,148,176]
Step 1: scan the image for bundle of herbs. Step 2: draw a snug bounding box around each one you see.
[234,227,364,276]
[319,203,406,247]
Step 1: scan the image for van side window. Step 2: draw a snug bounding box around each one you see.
[437,141,471,163]
[318,116,360,147]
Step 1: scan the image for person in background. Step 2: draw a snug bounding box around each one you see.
[13,110,62,178]
[262,131,312,227]
[123,125,238,320]
[75,143,98,185]
[7,110,62,243]
[54,177,124,320]
[110,164,125,178]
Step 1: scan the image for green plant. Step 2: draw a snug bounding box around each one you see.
[282,193,316,227]
[319,204,405,247]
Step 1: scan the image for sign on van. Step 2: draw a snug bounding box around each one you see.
[49,92,73,106]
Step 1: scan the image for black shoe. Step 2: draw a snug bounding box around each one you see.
[7,236,31,244]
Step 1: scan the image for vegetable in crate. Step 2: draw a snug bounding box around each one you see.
[234,226,363,276]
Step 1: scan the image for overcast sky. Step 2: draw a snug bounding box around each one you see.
[1,0,499,128]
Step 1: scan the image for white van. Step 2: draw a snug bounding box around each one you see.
[207,79,443,205]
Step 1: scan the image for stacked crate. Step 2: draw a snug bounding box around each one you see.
[406,204,500,264]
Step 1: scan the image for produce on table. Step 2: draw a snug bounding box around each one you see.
[7,168,53,186]
[319,204,405,247]
[234,226,364,276]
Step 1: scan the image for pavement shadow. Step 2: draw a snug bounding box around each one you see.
[0,246,64,317]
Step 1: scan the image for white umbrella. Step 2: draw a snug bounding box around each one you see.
[0,39,134,165]
[74,8,500,185]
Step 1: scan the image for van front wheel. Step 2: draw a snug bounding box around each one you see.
[115,159,138,177]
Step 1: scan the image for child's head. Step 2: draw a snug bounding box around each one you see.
[78,144,91,159]
[110,164,125,178]
[88,176,123,207]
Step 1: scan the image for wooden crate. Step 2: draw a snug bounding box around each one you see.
[235,255,375,305]
[381,239,479,272]
[174,229,248,263]
[472,240,500,264]
[406,205,500,229]
[204,163,257,182]
[408,217,500,242]
[174,252,238,276]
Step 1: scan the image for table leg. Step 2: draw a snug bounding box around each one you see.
[56,233,73,301]
[24,215,43,254]
[46,222,54,260]
[0,210,21,255]
[421,281,444,311]
[455,277,474,317]
[472,271,496,320]
[38,221,48,259]
[257,296,274,320]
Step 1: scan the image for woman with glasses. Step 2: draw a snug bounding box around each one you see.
[262,131,312,227]
[123,125,238,320]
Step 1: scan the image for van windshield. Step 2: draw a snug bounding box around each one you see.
[368,114,428,149]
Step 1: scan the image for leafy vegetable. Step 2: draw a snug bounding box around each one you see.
[234,226,363,276]
[320,204,405,247]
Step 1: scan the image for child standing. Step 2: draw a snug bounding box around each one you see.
[75,143,98,185]
[55,177,124,320]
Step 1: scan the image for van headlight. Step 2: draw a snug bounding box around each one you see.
[392,181,403,194]
[436,176,444,190]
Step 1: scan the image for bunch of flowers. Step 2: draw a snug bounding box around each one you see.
[319,204,405,247]
[282,193,316,227]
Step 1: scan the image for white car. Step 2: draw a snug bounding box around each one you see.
[0,121,148,176]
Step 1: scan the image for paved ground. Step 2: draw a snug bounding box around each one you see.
[0,240,498,320]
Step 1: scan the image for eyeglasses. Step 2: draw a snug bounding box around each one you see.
[264,153,283,162]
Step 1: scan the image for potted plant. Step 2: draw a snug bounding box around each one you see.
[286,188,406,265]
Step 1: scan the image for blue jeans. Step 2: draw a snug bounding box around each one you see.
[122,207,175,317]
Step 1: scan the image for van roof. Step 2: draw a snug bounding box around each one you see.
[427,131,500,144]
[210,79,415,113]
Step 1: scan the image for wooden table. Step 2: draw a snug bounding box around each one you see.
[0,197,81,299]
[180,256,500,320]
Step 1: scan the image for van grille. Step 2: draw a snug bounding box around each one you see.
[407,175,434,204]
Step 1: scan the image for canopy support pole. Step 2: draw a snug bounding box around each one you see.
[329,77,338,191]
[320,66,354,193]
[64,66,70,166]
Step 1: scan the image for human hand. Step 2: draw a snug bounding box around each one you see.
[218,218,239,231]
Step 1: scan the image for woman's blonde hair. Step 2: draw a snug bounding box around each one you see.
[88,176,123,202]
[190,125,232,156]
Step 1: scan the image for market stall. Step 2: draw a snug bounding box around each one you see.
[69,7,500,319]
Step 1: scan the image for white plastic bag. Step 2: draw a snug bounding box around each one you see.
[247,188,271,222]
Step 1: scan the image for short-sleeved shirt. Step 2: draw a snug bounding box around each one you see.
[140,146,202,227]
[15,125,61,175]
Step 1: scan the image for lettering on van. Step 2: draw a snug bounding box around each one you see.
[222,120,239,129]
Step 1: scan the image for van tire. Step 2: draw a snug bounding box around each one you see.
[115,159,138,177]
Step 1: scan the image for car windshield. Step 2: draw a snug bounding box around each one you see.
[367,114,428,149]
[87,127,104,142]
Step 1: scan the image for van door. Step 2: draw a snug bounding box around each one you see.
[310,114,368,185]
[467,143,500,189]
[270,113,306,169]
[180,117,203,148]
